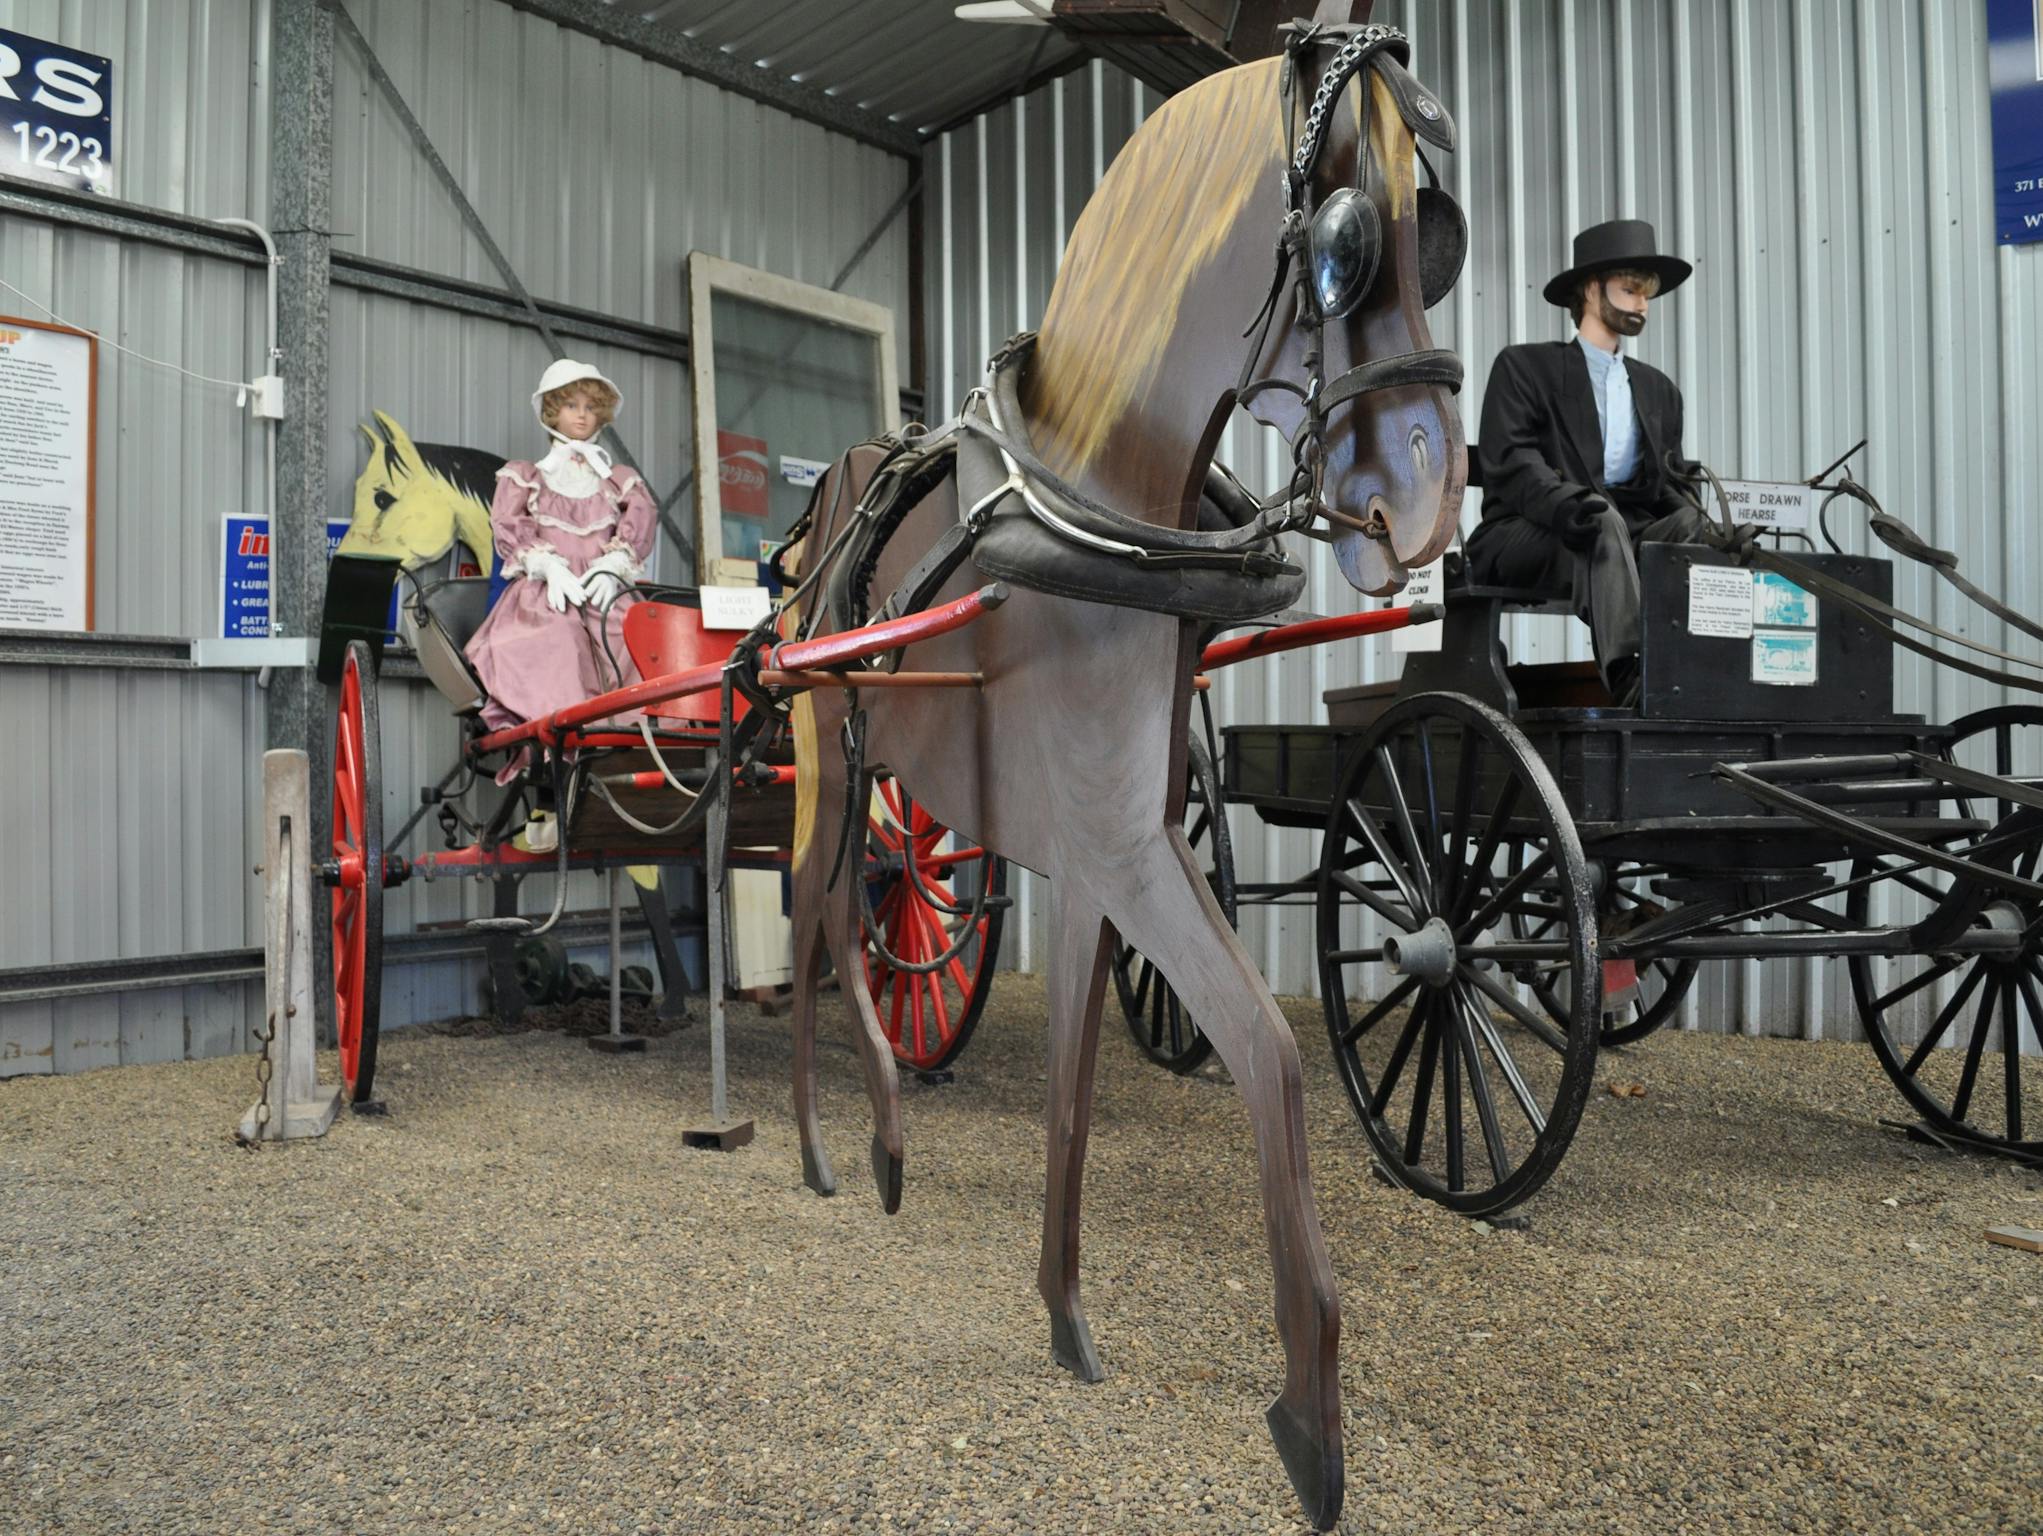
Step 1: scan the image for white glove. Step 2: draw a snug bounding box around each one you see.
[581,546,642,608]
[522,548,587,613]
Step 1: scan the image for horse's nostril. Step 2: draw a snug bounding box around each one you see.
[1408,425,1431,481]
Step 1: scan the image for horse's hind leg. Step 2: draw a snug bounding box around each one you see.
[817,784,907,1214]
[1038,881,1113,1383]
[1108,836,1344,1532]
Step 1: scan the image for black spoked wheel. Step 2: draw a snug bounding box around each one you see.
[1317,692,1602,1216]
[1512,859,1700,1047]
[1845,705,2043,1154]
[1115,732,1235,1073]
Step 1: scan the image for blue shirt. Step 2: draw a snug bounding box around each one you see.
[1577,335,1640,487]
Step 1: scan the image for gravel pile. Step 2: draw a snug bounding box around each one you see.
[3,977,2039,1534]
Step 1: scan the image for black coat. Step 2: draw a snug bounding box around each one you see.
[1475,340,1689,537]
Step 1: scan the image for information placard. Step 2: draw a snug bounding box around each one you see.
[700,583,772,631]
[0,315,95,630]
[1687,566,1754,639]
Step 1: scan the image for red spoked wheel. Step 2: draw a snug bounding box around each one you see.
[331,639,384,1103]
[862,777,1006,1072]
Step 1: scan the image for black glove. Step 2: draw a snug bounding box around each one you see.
[1558,498,1615,552]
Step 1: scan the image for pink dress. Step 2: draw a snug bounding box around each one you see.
[465,457,657,732]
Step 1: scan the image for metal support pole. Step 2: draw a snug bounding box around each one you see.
[683,768,752,1149]
[588,866,647,1053]
[239,751,341,1142]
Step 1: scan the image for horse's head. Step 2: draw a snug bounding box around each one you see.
[340,410,496,570]
[1238,22,1468,595]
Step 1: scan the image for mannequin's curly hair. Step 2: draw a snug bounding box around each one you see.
[539,378,620,431]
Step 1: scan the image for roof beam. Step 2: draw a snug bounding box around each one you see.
[495,0,926,158]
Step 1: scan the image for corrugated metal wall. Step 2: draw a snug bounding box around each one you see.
[926,0,2043,1041]
[1,0,912,1074]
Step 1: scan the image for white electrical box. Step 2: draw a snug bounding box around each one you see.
[249,374,286,420]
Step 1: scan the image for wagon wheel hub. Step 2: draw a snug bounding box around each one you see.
[1383,915,1457,988]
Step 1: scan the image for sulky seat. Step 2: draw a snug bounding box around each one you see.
[621,595,750,729]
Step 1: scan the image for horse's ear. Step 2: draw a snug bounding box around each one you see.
[372,410,425,475]
[1310,1,1373,23]
[358,420,381,457]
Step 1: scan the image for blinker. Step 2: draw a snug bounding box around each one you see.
[1308,188,1382,322]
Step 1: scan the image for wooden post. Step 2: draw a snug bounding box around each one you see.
[239,751,342,1142]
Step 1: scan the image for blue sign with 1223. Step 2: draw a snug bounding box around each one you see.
[0,27,113,195]
[1989,0,2043,244]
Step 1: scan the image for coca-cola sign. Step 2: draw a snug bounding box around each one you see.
[717,429,769,518]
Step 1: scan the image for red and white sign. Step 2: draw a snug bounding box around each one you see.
[717,429,769,518]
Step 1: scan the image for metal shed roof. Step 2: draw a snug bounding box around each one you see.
[633,0,1084,137]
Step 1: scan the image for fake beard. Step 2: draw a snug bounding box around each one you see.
[1598,288,1647,337]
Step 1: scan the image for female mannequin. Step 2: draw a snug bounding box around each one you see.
[465,359,657,737]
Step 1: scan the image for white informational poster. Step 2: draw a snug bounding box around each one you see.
[0,316,95,630]
[1686,566,1754,639]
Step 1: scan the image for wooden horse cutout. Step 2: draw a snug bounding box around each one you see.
[784,4,1463,1525]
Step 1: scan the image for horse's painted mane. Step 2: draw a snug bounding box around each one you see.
[408,441,503,508]
[1026,60,1285,477]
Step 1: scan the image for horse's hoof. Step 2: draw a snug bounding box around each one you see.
[801,1143,837,1198]
[869,1133,902,1214]
[1048,1309,1104,1383]
[1265,1396,1343,1532]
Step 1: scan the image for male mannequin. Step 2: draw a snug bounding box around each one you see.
[1467,219,1710,703]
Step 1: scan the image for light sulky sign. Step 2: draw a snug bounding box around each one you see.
[0,27,113,195]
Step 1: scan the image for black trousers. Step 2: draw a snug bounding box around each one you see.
[1463,505,1715,689]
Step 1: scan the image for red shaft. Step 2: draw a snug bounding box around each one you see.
[772,583,1008,672]
[1199,603,1440,671]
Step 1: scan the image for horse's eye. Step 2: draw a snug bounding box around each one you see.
[374,488,397,512]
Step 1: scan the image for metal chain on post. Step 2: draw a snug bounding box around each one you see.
[239,821,296,1145]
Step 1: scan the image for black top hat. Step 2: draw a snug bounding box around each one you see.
[1542,219,1693,307]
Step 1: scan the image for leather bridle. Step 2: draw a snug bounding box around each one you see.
[1234,21,1466,540]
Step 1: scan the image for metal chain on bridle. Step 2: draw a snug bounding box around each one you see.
[1287,24,1405,192]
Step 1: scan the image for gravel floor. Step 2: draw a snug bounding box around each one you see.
[4,977,2040,1535]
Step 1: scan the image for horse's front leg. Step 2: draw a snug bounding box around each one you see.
[1038,879,1114,1383]
[1108,834,1345,1532]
